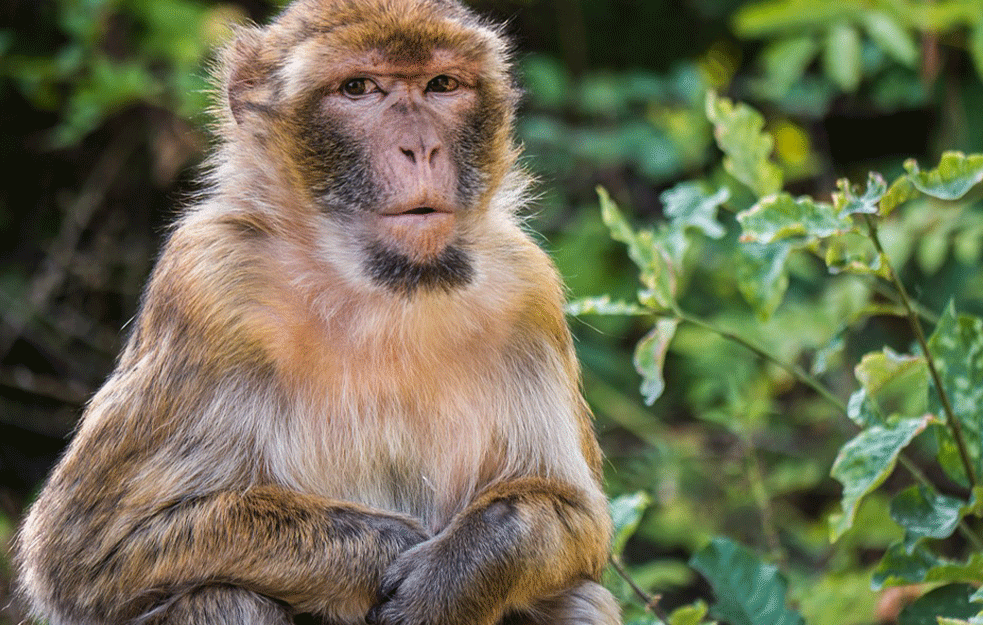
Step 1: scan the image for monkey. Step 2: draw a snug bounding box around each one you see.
[13,1,620,624]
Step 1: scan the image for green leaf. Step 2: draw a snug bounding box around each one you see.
[705,92,783,198]
[610,492,651,556]
[735,242,790,320]
[899,584,979,625]
[872,540,940,589]
[598,187,677,310]
[971,24,983,82]
[879,175,919,216]
[732,0,857,38]
[669,602,710,625]
[690,536,804,625]
[634,318,680,405]
[854,348,927,407]
[824,230,885,277]
[861,12,919,68]
[823,22,863,92]
[927,302,983,485]
[890,485,965,545]
[925,552,983,585]
[566,296,649,317]
[904,152,983,201]
[738,192,850,244]
[758,35,820,95]
[830,415,931,541]
[972,587,983,604]
[661,182,730,240]
[833,172,887,218]
[846,388,883,427]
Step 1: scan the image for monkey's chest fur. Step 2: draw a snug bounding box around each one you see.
[260,289,550,534]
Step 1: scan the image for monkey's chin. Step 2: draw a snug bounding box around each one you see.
[376,211,456,263]
[364,240,474,296]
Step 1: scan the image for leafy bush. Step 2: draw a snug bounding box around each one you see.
[580,93,983,624]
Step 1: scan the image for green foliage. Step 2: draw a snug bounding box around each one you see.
[574,93,983,622]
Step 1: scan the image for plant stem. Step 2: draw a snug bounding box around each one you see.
[897,455,983,551]
[670,307,848,415]
[863,216,977,488]
[609,556,666,617]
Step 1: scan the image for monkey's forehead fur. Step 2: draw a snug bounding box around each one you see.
[237,0,514,87]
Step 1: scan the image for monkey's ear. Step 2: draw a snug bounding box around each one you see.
[224,31,274,126]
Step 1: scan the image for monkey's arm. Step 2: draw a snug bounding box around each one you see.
[367,476,610,625]
[32,484,427,623]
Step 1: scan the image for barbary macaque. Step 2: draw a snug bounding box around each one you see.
[14,1,620,624]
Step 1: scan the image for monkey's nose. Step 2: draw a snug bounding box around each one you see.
[399,143,440,167]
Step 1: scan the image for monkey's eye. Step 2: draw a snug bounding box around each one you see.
[341,78,377,97]
[425,75,459,93]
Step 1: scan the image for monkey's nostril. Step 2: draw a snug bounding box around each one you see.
[400,148,416,163]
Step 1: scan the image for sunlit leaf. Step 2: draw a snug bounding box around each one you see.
[927,302,983,485]
[738,192,850,244]
[661,182,730,240]
[925,552,983,585]
[899,584,979,625]
[598,187,677,310]
[705,92,783,198]
[732,0,857,38]
[823,22,862,92]
[668,602,709,625]
[971,24,983,82]
[854,348,927,401]
[566,296,649,317]
[904,152,983,201]
[830,415,931,540]
[610,492,651,556]
[879,175,919,216]
[861,12,918,68]
[824,230,885,276]
[690,536,804,625]
[735,241,790,320]
[833,172,887,218]
[890,485,965,546]
[634,318,680,405]
[846,388,882,427]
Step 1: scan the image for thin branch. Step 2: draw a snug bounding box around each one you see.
[863,215,977,488]
[609,556,666,617]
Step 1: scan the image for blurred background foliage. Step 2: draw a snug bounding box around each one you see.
[2,0,983,623]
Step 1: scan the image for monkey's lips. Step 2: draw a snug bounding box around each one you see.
[378,205,456,260]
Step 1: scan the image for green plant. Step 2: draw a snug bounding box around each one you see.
[581,93,983,624]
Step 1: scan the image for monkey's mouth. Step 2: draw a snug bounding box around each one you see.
[401,206,439,215]
[378,205,456,260]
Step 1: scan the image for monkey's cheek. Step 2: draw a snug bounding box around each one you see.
[377,213,456,262]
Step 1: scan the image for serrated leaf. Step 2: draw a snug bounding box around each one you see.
[904,152,983,200]
[706,92,783,198]
[610,491,651,556]
[661,182,730,240]
[634,318,680,405]
[899,584,979,625]
[862,12,918,68]
[669,601,710,625]
[823,22,862,92]
[880,175,919,216]
[927,302,983,485]
[735,241,790,320]
[872,540,940,589]
[833,172,888,218]
[690,536,804,625]
[738,192,850,244]
[830,415,931,541]
[598,187,677,310]
[566,296,649,317]
[890,485,965,545]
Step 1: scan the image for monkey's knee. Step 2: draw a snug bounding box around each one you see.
[529,580,621,625]
[134,586,292,625]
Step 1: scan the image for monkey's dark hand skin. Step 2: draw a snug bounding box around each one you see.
[12,1,621,623]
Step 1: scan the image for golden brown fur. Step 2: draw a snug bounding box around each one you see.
[14,1,618,623]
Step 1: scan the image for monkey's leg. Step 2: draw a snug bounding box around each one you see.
[369,477,611,625]
[133,586,292,625]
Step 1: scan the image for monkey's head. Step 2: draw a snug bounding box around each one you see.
[217,0,524,295]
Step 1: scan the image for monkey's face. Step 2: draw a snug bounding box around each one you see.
[226,0,519,295]
[302,51,484,267]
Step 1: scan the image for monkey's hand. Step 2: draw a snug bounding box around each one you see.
[365,534,501,625]
[366,477,610,625]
